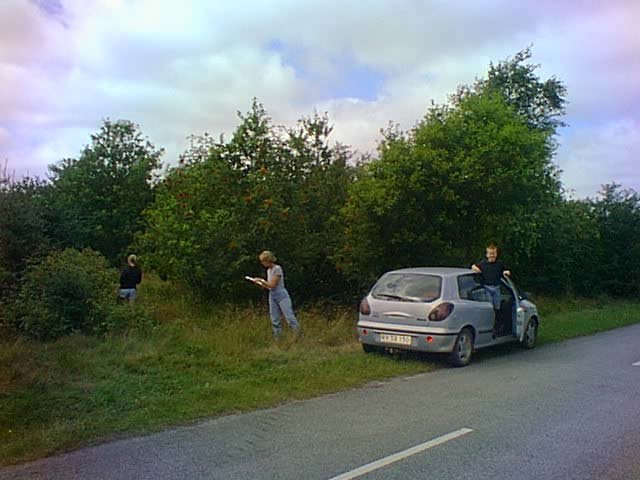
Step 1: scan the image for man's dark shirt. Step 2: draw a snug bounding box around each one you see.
[475,259,507,286]
[119,266,142,289]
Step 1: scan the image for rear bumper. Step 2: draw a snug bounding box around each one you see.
[357,322,458,353]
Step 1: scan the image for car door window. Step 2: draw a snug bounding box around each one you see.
[458,274,490,302]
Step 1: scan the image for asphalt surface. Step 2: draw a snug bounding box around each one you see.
[2,324,640,480]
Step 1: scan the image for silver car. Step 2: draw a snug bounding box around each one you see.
[357,267,540,367]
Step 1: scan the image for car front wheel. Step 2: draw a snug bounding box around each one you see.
[450,327,474,367]
[521,319,538,349]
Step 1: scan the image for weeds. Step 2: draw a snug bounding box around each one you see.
[2,275,639,465]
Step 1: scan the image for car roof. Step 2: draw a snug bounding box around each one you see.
[384,267,473,277]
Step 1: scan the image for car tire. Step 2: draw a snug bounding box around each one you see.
[362,343,382,354]
[521,319,538,349]
[449,327,474,367]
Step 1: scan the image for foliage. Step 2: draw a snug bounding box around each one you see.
[101,302,157,336]
[336,91,562,289]
[589,184,640,296]
[454,46,567,136]
[2,276,640,464]
[14,249,117,340]
[47,120,163,265]
[0,171,52,319]
[518,199,600,295]
[2,50,639,307]
[139,100,354,300]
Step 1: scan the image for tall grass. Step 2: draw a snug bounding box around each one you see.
[1,276,639,465]
[0,276,430,465]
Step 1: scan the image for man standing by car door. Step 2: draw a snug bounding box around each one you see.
[471,242,511,313]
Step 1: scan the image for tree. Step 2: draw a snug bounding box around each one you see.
[517,199,600,295]
[0,174,51,303]
[139,100,354,300]
[337,92,561,289]
[590,184,640,296]
[47,120,163,264]
[454,47,567,136]
[14,248,117,340]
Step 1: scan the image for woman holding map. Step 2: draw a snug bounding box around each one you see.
[246,250,300,338]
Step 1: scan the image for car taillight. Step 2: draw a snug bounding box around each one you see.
[360,298,371,315]
[428,302,454,321]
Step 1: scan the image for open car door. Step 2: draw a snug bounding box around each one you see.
[503,276,526,341]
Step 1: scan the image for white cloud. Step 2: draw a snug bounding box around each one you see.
[1,0,638,198]
[556,118,640,198]
[0,0,69,66]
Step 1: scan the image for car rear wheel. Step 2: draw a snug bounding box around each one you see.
[449,327,474,367]
[521,319,538,349]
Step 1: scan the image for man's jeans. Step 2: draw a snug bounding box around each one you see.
[269,290,299,337]
[484,285,501,310]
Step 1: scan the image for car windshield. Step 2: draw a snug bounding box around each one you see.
[371,273,442,302]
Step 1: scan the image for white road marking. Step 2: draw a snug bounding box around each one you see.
[633,361,640,366]
[328,428,473,480]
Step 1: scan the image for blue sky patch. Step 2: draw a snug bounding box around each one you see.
[268,39,386,101]
[31,0,64,16]
[327,57,386,101]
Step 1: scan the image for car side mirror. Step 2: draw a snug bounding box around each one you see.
[519,291,531,300]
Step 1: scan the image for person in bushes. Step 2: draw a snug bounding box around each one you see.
[247,250,300,338]
[119,254,142,303]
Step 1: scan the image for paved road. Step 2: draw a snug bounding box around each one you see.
[3,324,640,480]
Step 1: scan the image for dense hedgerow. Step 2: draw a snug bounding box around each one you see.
[15,249,118,340]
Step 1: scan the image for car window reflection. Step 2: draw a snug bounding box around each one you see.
[372,273,442,302]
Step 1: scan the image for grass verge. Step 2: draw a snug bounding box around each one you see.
[1,278,639,465]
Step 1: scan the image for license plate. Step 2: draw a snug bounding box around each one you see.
[379,333,412,346]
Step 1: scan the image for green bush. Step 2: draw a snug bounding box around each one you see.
[100,303,157,336]
[15,249,117,340]
[140,101,354,301]
[46,120,162,265]
[0,177,52,301]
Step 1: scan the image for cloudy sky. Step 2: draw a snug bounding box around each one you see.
[1,0,638,198]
